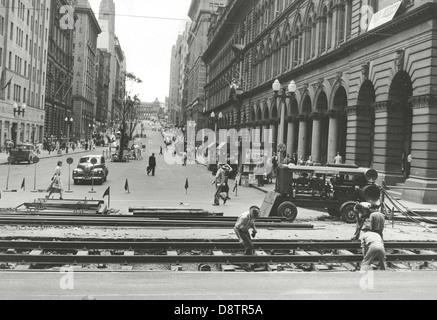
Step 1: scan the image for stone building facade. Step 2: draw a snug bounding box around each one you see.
[71,0,101,140]
[0,0,51,149]
[45,0,76,141]
[203,0,437,204]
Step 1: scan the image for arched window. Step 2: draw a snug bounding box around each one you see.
[338,2,346,43]
[305,18,312,61]
[320,7,328,52]
[327,3,333,49]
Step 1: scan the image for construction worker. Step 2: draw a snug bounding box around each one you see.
[351,201,380,241]
[370,210,386,239]
[361,224,386,271]
[234,206,260,256]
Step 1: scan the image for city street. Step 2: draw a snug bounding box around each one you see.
[0,124,281,218]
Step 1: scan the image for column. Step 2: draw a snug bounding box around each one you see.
[263,123,270,144]
[277,99,286,144]
[403,95,437,204]
[297,116,308,161]
[327,110,339,164]
[287,118,297,156]
[311,113,322,164]
[270,122,277,146]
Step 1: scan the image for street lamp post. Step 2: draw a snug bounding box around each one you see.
[65,117,73,153]
[272,79,297,160]
[210,111,223,167]
[13,102,26,146]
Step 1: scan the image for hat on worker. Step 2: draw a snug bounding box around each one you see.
[250,206,260,216]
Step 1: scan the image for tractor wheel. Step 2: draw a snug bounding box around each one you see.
[341,203,357,224]
[277,201,298,222]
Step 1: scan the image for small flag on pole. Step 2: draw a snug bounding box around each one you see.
[124,179,130,193]
[103,186,111,209]
[21,178,25,191]
[103,186,110,198]
[0,77,12,93]
[185,178,189,194]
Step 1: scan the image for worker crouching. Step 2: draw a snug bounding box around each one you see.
[234,206,260,256]
[360,225,386,271]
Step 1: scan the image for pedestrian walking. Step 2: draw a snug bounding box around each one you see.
[159,146,163,155]
[234,206,260,256]
[46,161,64,200]
[360,225,386,271]
[147,153,156,176]
[222,164,233,200]
[212,163,227,206]
[369,211,386,239]
[255,157,265,187]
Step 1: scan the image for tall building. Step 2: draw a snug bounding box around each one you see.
[71,0,101,140]
[112,36,124,121]
[97,0,125,125]
[168,34,182,125]
[0,0,51,149]
[202,0,437,204]
[185,0,227,133]
[95,48,110,128]
[45,0,76,142]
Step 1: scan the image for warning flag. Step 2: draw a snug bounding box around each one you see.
[103,186,110,198]
[21,178,25,191]
[185,178,189,190]
[124,179,130,193]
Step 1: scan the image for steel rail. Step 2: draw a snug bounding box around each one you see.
[9,213,287,223]
[0,240,436,251]
[0,216,313,229]
[1,254,436,265]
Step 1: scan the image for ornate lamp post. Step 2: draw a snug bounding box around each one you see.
[272,80,297,160]
[64,117,73,153]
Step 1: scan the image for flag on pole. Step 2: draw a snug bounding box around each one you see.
[103,186,110,198]
[124,179,130,193]
[0,77,12,93]
[185,178,189,194]
[21,178,25,191]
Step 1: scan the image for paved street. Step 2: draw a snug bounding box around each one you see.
[1,271,436,300]
[0,125,284,218]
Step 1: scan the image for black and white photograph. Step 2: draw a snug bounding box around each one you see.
[0,0,437,305]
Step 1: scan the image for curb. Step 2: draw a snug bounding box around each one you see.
[251,185,269,194]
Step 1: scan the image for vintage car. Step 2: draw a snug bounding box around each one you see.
[10,143,37,164]
[73,155,109,185]
[260,165,381,223]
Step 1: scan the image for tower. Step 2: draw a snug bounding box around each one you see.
[99,0,116,33]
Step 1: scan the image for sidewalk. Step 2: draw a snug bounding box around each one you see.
[0,147,106,165]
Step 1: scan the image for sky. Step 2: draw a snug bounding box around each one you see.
[88,0,192,103]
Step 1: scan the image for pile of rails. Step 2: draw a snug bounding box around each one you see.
[17,199,107,215]
[0,206,313,229]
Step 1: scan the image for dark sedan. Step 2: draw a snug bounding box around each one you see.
[73,155,109,185]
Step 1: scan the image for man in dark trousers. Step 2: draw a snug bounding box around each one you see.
[234,206,260,256]
[147,153,157,176]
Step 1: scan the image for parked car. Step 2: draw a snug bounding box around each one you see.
[10,143,37,164]
[73,155,109,185]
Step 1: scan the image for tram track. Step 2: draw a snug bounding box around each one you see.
[1,240,437,272]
